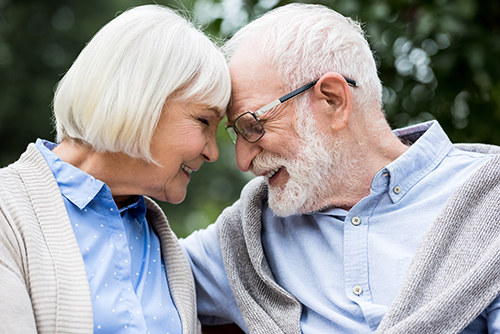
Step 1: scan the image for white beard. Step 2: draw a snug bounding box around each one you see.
[251,103,357,217]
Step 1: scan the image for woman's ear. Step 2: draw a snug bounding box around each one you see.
[312,72,353,131]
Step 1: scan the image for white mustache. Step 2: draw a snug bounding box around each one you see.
[251,152,289,177]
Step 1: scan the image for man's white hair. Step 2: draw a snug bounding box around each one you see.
[223,3,382,115]
[53,5,231,162]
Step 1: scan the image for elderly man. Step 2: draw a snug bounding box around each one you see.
[181,3,500,333]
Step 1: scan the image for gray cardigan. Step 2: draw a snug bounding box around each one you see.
[0,144,201,334]
[217,143,500,334]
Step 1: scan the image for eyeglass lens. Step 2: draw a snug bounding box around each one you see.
[234,112,265,143]
[226,127,238,143]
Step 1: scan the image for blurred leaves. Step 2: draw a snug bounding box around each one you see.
[1,0,500,237]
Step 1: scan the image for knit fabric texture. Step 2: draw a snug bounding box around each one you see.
[217,178,302,334]
[376,147,500,333]
[217,143,500,334]
[0,143,200,334]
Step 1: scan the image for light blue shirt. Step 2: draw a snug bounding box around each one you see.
[36,139,182,334]
[181,121,500,333]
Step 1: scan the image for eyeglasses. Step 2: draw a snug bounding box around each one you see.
[225,77,358,143]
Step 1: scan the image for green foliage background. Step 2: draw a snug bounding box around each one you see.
[1,0,499,237]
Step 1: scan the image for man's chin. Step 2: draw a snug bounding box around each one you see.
[268,179,329,217]
[271,200,328,217]
[269,207,297,218]
[268,190,306,217]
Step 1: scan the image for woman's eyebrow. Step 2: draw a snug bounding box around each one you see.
[205,107,223,119]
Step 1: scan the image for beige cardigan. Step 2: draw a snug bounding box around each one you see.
[0,143,200,334]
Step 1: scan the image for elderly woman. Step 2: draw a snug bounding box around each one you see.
[0,5,230,334]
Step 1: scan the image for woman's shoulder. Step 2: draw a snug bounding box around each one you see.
[1,143,56,199]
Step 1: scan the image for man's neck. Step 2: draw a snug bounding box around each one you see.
[318,121,409,211]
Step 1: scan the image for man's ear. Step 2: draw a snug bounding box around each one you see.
[312,72,352,131]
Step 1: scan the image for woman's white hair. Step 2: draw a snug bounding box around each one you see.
[53,5,231,162]
[223,3,382,116]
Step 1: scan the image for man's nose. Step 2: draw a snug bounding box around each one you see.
[235,135,262,172]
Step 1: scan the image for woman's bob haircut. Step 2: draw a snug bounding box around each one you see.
[53,5,231,162]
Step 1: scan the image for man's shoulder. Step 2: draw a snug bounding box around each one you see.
[240,176,268,200]
[453,143,500,155]
[216,177,268,236]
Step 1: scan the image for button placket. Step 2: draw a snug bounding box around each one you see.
[345,202,373,307]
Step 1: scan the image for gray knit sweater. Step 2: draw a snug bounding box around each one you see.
[0,144,201,334]
[217,143,500,334]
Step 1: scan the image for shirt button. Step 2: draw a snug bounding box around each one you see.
[393,186,401,194]
[353,286,363,295]
[351,216,361,226]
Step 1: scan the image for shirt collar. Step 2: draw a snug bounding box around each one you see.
[312,206,349,220]
[35,139,105,209]
[119,195,146,218]
[374,120,453,203]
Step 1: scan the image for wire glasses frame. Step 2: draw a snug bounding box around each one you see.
[225,77,358,144]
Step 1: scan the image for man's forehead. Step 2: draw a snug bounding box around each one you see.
[228,38,281,90]
[228,47,284,120]
[226,81,281,123]
[228,51,269,89]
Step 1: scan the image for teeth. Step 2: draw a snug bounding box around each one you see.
[181,164,194,174]
[265,167,281,180]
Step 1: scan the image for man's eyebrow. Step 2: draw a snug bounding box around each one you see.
[225,112,238,126]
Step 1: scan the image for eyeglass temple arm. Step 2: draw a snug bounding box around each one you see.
[278,80,319,103]
[280,77,358,103]
[254,77,357,117]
